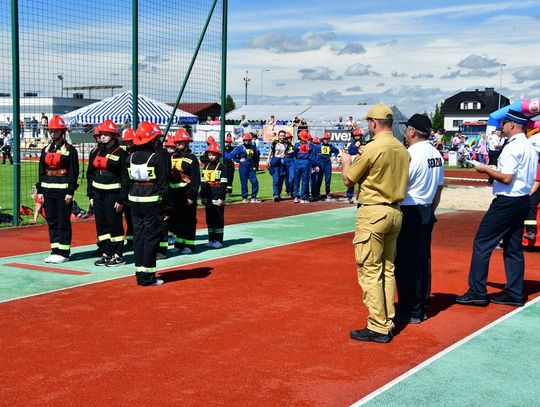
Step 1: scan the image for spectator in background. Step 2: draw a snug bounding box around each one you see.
[40,113,49,138]
[267,115,276,127]
[1,129,13,164]
[297,118,309,132]
[19,120,25,139]
[292,116,301,130]
[31,116,39,138]
[346,116,356,130]
[240,114,249,128]
[451,131,461,150]
[334,116,345,130]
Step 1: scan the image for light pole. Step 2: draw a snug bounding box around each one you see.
[260,68,270,103]
[57,74,64,97]
[498,63,506,109]
[243,70,250,105]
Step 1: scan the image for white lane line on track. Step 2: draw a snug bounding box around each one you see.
[350,294,540,406]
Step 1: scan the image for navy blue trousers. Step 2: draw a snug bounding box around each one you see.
[468,195,530,301]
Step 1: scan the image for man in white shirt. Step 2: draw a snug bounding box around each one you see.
[456,110,538,307]
[394,114,444,324]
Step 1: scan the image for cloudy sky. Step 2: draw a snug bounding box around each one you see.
[226,0,540,117]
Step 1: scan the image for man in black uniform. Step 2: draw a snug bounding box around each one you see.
[37,115,79,263]
[127,121,169,286]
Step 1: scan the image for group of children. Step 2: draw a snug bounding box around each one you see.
[263,128,364,203]
[37,116,228,286]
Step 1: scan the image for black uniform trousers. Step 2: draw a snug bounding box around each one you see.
[171,190,197,251]
[226,162,235,194]
[395,205,435,319]
[93,189,124,257]
[525,188,540,235]
[205,203,225,243]
[43,194,73,257]
[468,195,530,301]
[124,203,134,249]
[131,202,163,285]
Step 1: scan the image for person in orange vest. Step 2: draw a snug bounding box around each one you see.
[36,115,79,263]
[126,122,169,286]
[200,143,228,248]
[87,119,128,266]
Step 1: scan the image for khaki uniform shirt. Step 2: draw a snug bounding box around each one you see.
[346,131,409,205]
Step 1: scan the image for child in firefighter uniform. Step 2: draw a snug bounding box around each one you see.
[224,134,236,196]
[87,119,128,267]
[283,132,295,198]
[293,130,317,203]
[169,128,200,254]
[36,115,79,263]
[200,143,228,248]
[316,132,340,200]
[127,122,169,286]
[121,128,136,251]
[226,133,261,203]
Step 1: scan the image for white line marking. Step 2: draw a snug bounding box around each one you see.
[350,294,540,406]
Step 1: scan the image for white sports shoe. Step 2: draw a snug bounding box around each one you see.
[44,255,55,263]
[49,254,69,264]
[250,198,261,203]
[242,199,249,203]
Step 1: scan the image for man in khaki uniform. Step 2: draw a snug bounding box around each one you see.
[341,104,410,343]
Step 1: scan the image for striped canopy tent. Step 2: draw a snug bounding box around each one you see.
[63,91,197,125]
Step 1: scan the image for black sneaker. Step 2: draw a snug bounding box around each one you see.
[105,255,125,267]
[455,291,489,306]
[350,328,392,343]
[94,255,110,266]
[490,292,524,307]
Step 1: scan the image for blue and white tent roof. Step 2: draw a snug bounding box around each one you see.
[63,91,197,125]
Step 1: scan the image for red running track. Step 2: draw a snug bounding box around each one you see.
[1,210,539,405]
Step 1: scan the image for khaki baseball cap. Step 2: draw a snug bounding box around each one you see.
[363,103,393,120]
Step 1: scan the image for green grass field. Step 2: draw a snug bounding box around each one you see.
[0,161,348,227]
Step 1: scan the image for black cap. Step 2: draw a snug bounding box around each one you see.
[503,109,528,126]
[400,114,432,133]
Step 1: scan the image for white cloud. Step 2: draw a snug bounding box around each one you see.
[332,42,366,55]
[376,40,398,47]
[344,64,381,77]
[299,67,341,81]
[411,73,434,79]
[457,54,500,69]
[346,86,363,92]
[513,67,540,83]
[246,32,336,53]
[392,71,408,78]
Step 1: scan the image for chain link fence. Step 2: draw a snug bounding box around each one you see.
[0,0,223,226]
